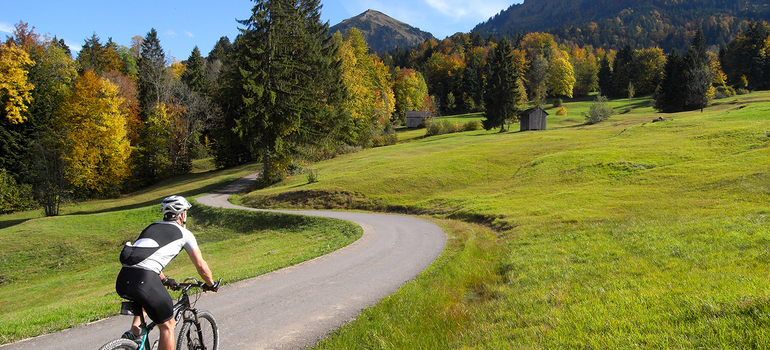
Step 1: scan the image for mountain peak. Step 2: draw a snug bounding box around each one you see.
[330,10,434,54]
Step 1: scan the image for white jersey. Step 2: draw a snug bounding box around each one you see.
[120,221,199,274]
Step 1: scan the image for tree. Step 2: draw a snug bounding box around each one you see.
[182,46,207,94]
[610,44,635,98]
[721,22,770,91]
[654,49,686,113]
[424,52,464,114]
[483,39,526,132]
[227,0,345,183]
[57,71,131,197]
[77,33,123,75]
[137,28,168,117]
[393,68,430,125]
[572,48,599,97]
[547,55,576,98]
[683,44,714,112]
[597,55,613,96]
[460,46,487,111]
[0,42,34,124]
[632,48,666,96]
[527,54,549,103]
[336,29,395,145]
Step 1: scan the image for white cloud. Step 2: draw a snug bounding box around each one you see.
[185,31,194,38]
[0,22,14,34]
[165,30,178,37]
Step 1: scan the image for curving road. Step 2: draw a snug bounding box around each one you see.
[1,175,446,349]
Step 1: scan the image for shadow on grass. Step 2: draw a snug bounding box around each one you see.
[66,179,233,216]
[0,218,32,230]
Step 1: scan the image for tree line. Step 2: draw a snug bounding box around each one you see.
[1,0,768,214]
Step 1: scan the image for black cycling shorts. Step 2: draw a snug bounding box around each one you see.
[115,267,174,324]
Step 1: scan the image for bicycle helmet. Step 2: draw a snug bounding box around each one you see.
[161,195,191,220]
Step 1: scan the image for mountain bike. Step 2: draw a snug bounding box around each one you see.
[98,277,221,350]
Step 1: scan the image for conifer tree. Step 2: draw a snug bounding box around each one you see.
[597,55,613,96]
[653,49,686,113]
[227,0,344,183]
[483,39,526,132]
[137,29,167,118]
[182,46,207,94]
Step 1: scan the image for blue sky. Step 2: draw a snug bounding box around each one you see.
[1,0,520,60]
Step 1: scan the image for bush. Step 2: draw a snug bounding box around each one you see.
[583,94,615,125]
[553,98,563,107]
[463,120,483,131]
[0,169,35,214]
[556,107,567,116]
[307,169,319,183]
[714,86,735,99]
[425,119,459,137]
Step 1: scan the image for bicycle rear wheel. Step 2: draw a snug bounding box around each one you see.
[176,310,218,350]
[98,338,139,350]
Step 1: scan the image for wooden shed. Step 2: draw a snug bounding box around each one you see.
[519,106,548,131]
[406,111,432,128]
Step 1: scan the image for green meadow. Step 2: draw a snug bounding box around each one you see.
[2,92,769,348]
[238,92,770,348]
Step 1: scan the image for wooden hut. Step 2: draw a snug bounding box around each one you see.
[406,111,432,128]
[519,106,548,131]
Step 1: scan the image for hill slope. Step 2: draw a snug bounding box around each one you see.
[329,9,434,54]
[474,0,770,51]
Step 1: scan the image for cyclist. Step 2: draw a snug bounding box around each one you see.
[115,195,219,350]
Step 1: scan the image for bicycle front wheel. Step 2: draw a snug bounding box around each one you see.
[98,338,139,350]
[176,310,219,350]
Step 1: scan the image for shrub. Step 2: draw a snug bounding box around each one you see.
[556,107,567,116]
[714,86,735,99]
[553,98,563,107]
[0,169,35,214]
[583,94,615,125]
[463,120,483,131]
[307,169,319,183]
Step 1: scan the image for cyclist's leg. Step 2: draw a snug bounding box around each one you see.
[157,318,176,350]
[129,315,142,336]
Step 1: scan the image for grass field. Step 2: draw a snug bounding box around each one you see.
[0,163,362,344]
[236,92,770,348]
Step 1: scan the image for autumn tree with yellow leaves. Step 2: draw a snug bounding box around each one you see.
[57,71,131,197]
[0,42,34,124]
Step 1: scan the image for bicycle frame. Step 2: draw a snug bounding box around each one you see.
[119,281,204,350]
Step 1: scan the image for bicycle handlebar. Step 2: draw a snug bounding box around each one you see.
[174,277,222,292]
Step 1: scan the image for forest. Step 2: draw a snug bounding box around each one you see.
[1,0,770,215]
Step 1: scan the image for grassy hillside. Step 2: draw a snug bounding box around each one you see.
[0,163,362,344]
[237,92,770,348]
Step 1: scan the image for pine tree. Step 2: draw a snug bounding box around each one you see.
[483,39,526,132]
[654,50,686,113]
[597,55,613,96]
[610,45,635,98]
[137,28,167,118]
[228,0,344,183]
[182,46,207,94]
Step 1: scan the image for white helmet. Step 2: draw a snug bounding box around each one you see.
[161,195,191,220]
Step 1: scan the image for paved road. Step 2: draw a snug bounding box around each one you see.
[2,175,446,349]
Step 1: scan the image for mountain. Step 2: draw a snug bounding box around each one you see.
[473,0,770,51]
[329,10,434,54]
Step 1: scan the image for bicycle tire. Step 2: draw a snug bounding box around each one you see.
[98,338,140,350]
[176,310,219,350]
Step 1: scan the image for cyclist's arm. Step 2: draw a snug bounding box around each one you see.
[186,248,214,286]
